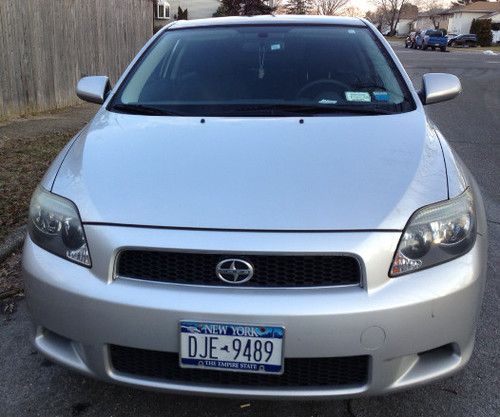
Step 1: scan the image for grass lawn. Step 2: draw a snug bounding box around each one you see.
[0,132,75,242]
[384,36,405,43]
[448,44,500,52]
[451,45,500,52]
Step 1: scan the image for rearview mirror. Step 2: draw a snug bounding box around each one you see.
[76,76,111,104]
[419,73,461,105]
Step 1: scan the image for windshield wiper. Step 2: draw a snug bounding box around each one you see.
[219,104,396,116]
[110,103,183,116]
[292,104,396,115]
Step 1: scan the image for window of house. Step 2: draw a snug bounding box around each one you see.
[157,2,170,19]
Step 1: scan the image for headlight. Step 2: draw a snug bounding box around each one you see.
[390,189,475,277]
[28,186,91,267]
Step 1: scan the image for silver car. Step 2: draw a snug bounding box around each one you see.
[23,16,487,399]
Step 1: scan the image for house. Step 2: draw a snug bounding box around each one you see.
[153,0,220,32]
[395,4,418,35]
[485,11,500,43]
[153,0,278,32]
[412,9,453,32]
[448,1,500,34]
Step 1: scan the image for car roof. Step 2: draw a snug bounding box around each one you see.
[169,15,366,30]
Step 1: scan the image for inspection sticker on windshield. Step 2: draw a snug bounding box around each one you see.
[180,321,285,374]
[345,91,371,102]
[373,91,390,102]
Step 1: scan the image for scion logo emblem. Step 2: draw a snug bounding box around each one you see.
[216,259,254,284]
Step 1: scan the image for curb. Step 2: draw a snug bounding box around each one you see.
[0,225,26,264]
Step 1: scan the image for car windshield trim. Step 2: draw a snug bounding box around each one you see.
[108,102,402,117]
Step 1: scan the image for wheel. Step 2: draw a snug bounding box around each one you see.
[405,43,408,48]
[450,41,455,47]
[422,44,428,50]
[431,46,436,51]
[440,46,446,52]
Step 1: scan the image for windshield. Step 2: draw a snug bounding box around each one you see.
[427,30,444,37]
[110,25,415,116]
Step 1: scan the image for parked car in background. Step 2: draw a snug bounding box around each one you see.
[415,29,448,52]
[405,31,417,48]
[449,34,478,47]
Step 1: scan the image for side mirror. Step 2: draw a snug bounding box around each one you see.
[419,73,462,105]
[76,76,111,104]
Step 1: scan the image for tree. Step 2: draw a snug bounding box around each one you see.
[365,8,386,30]
[213,0,275,17]
[271,0,287,13]
[420,0,446,29]
[241,0,275,15]
[452,0,482,6]
[420,0,444,11]
[340,6,362,17]
[370,0,408,36]
[177,6,188,20]
[286,0,314,14]
[470,18,493,46]
[315,0,350,16]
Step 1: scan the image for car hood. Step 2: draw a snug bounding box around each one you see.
[52,109,447,231]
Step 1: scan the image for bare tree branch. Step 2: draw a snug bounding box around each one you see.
[315,0,350,16]
[340,5,362,17]
[370,0,408,35]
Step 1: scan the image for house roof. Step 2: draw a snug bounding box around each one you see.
[399,5,418,19]
[453,1,500,13]
[478,10,500,18]
[414,9,453,19]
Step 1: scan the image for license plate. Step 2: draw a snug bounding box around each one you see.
[179,321,284,374]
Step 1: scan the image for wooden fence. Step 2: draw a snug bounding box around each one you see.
[0,0,153,119]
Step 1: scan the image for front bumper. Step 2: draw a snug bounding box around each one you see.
[22,225,487,399]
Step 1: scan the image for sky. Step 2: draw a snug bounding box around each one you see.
[350,0,375,13]
[347,0,453,14]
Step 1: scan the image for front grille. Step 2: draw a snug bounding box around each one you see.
[109,345,369,388]
[116,251,361,287]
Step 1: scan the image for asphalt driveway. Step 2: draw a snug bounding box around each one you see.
[1,45,499,417]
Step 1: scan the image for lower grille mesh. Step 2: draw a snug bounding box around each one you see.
[109,345,369,388]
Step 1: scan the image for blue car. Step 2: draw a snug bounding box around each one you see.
[415,29,448,52]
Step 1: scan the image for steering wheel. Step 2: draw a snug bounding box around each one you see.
[296,79,351,100]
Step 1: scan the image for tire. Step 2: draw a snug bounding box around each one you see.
[405,43,408,48]
[440,46,446,52]
[450,41,455,47]
[422,44,428,50]
[431,46,436,51]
